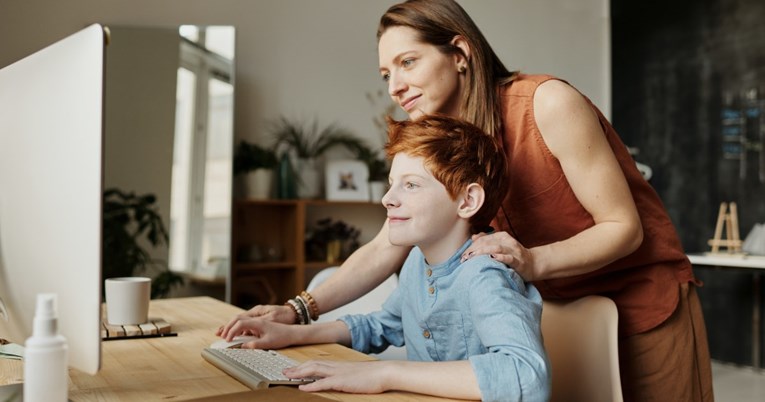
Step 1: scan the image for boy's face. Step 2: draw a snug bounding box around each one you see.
[382,153,462,249]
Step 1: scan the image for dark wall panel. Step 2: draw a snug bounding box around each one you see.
[612,0,765,366]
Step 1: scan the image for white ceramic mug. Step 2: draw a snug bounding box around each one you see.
[105,277,151,325]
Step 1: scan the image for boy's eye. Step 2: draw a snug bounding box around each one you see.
[405,182,418,189]
[381,72,390,82]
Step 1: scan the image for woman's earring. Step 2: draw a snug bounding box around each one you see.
[458,65,467,73]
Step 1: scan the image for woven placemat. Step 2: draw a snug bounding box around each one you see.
[101,317,176,340]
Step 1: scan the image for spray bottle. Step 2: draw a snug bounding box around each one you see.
[24,293,68,401]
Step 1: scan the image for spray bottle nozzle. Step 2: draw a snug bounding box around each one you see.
[33,293,59,336]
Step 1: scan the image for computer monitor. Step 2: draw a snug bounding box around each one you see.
[0,24,105,375]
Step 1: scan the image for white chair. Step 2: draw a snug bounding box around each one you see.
[306,267,407,360]
[541,295,623,402]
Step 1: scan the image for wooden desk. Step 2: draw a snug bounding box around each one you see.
[0,297,466,401]
[688,253,765,369]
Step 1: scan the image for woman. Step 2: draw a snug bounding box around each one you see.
[221,1,713,400]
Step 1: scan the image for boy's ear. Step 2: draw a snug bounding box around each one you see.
[457,183,484,219]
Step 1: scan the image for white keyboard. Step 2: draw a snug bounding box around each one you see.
[202,348,316,390]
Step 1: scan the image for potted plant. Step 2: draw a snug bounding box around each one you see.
[304,217,361,263]
[275,115,389,201]
[363,89,397,201]
[351,143,389,201]
[269,116,364,199]
[102,188,184,299]
[233,140,278,199]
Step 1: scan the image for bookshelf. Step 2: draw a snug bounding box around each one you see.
[230,199,386,308]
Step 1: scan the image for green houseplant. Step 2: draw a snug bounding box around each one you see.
[233,140,278,176]
[363,89,396,194]
[102,188,184,299]
[351,142,389,183]
[234,140,278,199]
[269,116,367,199]
[354,144,389,202]
[270,116,361,159]
[337,138,389,201]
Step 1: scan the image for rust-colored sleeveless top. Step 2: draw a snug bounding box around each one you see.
[493,74,696,337]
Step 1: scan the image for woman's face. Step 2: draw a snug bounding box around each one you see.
[378,26,464,120]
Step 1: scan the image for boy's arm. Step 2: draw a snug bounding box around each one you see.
[467,263,550,402]
[286,359,482,399]
[339,282,406,354]
[287,263,549,401]
[289,320,352,346]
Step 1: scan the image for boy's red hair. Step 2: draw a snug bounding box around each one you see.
[385,115,508,233]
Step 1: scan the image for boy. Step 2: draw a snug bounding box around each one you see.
[219,115,550,401]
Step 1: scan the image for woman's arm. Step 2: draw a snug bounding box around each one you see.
[218,316,352,350]
[218,220,411,330]
[309,220,410,313]
[527,80,643,279]
[466,80,643,281]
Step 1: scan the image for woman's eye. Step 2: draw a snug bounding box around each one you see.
[402,58,414,67]
[405,182,418,189]
[381,72,390,82]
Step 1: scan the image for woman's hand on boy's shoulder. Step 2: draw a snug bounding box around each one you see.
[462,231,536,281]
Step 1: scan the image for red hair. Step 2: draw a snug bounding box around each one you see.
[385,115,508,233]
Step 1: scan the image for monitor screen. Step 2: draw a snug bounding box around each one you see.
[0,23,105,375]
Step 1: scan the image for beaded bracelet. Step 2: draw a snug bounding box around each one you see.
[294,295,311,323]
[284,291,320,325]
[299,291,320,321]
[284,298,301,324]
[284,298,308,325]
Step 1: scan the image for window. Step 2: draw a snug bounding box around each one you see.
[169,26,234,277]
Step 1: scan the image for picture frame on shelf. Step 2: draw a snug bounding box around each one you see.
[325,159,369,201]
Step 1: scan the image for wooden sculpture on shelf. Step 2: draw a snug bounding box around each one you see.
[707,202,743,255]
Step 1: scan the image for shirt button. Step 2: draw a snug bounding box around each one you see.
[423,330,431,338]
[426,268,432,277]
[428,286,435,294]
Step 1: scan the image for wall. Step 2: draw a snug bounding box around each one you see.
[1,0,610,299]
[104,26,179,247]
[0,0,610,150]
[612,0,765,365]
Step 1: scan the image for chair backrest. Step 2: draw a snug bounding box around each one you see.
[306,267,406,360]
[541,295,623,402]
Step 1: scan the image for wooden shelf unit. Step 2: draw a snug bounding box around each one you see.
[230,199,386,308]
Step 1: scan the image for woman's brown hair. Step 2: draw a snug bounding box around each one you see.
[377,0,518,136]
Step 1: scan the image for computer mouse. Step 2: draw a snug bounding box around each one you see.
[209,335,259,349]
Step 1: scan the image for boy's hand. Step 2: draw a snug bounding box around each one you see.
[285,360,391,394]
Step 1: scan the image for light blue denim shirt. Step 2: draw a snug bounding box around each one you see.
[340,239,550,402]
